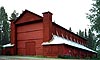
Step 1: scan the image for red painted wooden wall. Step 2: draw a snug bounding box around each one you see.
[43,45,64,57]
[2,10,96,58]
[10,10,44,56]
[9,10,53,56]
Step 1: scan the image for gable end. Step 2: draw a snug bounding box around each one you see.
[14,10,42,24]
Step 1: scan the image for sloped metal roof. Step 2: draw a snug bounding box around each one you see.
[2,43,14,48]
[42,35,97,53]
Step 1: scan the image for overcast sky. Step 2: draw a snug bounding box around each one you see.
[0,0,94,33]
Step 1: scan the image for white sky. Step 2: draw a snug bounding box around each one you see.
[0,0,94,33]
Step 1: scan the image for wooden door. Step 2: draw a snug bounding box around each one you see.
[26,42,36,55]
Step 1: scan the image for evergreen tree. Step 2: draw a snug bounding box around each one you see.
[87,29,93,49]
[69,27,72,32]
[84,29,87,39]
[77,29,96,50]
[76,32,78,35]
[79,30,81,36]
[96,37,100,50]
[86,0,100,50]
[87,29,96,50]
[0,19,2,55]
[86,0,100,57]
[0,19,2,45]
[78,30,84,38]
[10,10,18,20]
[0,6,9,45]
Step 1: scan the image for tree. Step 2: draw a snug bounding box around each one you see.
[77,29,96,50]
[84,29,88,39]
[10,10,18,20]
[86,0,100,50]
[96,39,100,50]
[69,27,72,32]
[86,0,100,33]
[87,29,96,50]
[78,30,84,38]
[0,6,10,55]
[0,6,10,45]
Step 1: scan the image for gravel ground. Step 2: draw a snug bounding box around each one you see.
[0,56,70,60]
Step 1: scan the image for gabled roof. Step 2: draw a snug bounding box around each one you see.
[42,35,97,53]
[14,10,42,24]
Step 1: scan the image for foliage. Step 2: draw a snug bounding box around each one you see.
[87,0,100,33]
[96,40,100,50]
[88,50,100,59]
[77,29,84,38]
[0,6,10,55]
[97,50,100,59]
[69,27,72,32]
[86,0,100,58]
[0,6,10,45]
[0,6,18,55]
[85,29,88,39]
[33,56,47,58]
[86,0,100,51]
[77,29,96,50]
[9,10,18,20]
[87,29,97,50]
[58,55,79,59]
[0,7,18,45]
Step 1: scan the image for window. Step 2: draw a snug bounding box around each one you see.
[62,34,64,38]
[74,39,76,42]
[70,37,72,41]
[56,31,59,36]
[77,40,79,43]
[66,35,68,39]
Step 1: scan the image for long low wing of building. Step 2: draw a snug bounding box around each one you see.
[42,35,97,53]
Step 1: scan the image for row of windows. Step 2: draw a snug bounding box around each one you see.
[55,31,85,46]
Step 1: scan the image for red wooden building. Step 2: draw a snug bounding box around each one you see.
[2,10,97,58]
